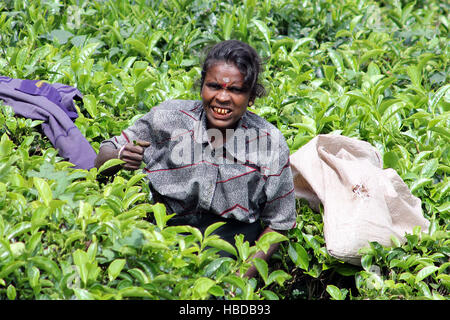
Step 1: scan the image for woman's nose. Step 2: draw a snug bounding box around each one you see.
[216,88,231,102]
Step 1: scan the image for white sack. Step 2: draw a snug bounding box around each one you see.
[290,134,430,265]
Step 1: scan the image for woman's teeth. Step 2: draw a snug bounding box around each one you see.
[213,107,230,115]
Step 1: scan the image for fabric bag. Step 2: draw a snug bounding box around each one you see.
[290,134,430,265]
[0,76,96,170]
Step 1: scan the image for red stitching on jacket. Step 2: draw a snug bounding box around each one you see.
[220,204,249,216]
[216,168,257,184]
[266,188,294,205]
[144,160,218,173]
[122,131,130,143]
[180,110,198,121]
[265,159,290,178]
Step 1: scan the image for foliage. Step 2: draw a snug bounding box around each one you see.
[0,0,448,300]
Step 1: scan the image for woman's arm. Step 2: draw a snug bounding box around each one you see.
[243,226,284,279]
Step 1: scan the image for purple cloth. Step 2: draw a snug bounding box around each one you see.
[0,76,96,170]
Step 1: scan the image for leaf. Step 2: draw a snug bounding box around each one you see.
[126,173,147,188]
[27,266,40,290]
[429,84,449,111]
[291,37,315,53]
[82,94,98,118]
[73,288,96,300]
[79,42,99,64]
[326,285,345,300]
[98,158,125,175]
[33,177,53,206]
[0,261,26,279]
[78,201,93,220]
[204,238,237,257]
[48,29,73,44]
[328,48,344,73]
[255,231,287,254]
[193,277,215,298]
[267,270,291,286]
[253,258,268,284]
[7,222,32,241]
[410,178,433,193]
[125,38,147,57]
[261,290,279,300]
[222,275,246,291]
[420,159,439,178]
[252,19,271,47]
[222,14,234,40]
[6,284,16,300]
[122,192,145,210]
[288,243,310,271]
[204,221,226,239]
[208,285,224,297]
[152,202,168,230]
[119,286,152,298]
[346,90,373,107]
[406,65,422,88]
[360,49,385,65]
[203,257,233,277]
[134,77,153,98]
[234,234,250,261]
[29,256,61,279]
[383,151,399,169]
[415,266,438,283]
[390,235,402,248]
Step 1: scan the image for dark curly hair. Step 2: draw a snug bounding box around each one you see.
[200,40,266,102]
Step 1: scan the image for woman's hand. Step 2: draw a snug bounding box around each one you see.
[94,140,150,175]
[241,227,284,279]
[118,140,150,170]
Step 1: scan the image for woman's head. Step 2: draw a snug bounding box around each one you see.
[200,40,266,103]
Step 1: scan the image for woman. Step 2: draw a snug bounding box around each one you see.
[95,40,296,278]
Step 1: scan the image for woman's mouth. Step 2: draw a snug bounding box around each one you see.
[211,106,232,117]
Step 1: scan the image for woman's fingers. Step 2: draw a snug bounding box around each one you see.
[119,141,150,170]
[136,140,150,147]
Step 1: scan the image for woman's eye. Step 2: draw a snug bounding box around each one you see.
[207,83,222,90]
[228,87,244,93]
[206,83,245,93]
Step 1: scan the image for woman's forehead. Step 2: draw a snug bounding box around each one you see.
[205,61,244,84]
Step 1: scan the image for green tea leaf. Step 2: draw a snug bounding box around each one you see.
[152,202,168,230]
[193,277,215,299]
[29,256,61,279]
[252,19,271,47]
[420,159,439,178]
[288,243,310,271]
[204,221,226,239]
[429,84,449,111]
[204,238,237,257]
[82,94,98,118]
[255,231,287,254]
[33,177,52,206]
[253,257,268,284]
[267,270,291,286]
[98,158,125,175]
[6,284,16,300]
[326,285,346,300]
[415,266,438,283]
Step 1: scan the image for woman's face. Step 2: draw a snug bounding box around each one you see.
[201,61,251,132]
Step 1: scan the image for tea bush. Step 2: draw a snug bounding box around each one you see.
[0,0,448,300]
